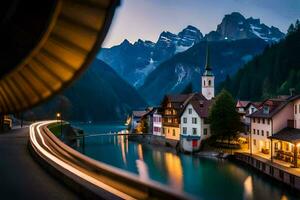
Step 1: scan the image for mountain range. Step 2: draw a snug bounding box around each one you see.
[24,59,147,122]
[220,21,300,101]
[99,12,285,104]
[139,38,268,105]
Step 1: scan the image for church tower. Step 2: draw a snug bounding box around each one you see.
[201,45,215,100]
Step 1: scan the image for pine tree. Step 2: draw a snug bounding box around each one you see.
[209,89,241,141]
[288,23,295,34]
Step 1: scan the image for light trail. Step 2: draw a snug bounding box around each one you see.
[29,121,135,200]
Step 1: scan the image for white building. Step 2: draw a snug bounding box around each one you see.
[180,100,212,152]
[152,109,163,136]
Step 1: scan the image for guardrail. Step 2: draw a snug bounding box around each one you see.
[29,121,192,200]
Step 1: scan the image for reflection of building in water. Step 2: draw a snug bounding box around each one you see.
[243,176,253,200]
[164,152,183,190]
[118,135,127,165]
[137,144,144,160]
[136,144,149,181]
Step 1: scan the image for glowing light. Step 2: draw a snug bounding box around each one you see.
[243,176,253,199]
[297,143,300,148]
[56,113,61,118]
[164,152,183,190]
[29,121,134,200]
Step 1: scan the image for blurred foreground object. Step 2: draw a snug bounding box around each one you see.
[0,0,119,114]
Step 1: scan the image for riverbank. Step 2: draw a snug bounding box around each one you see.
[234,152,300,192]
[128,134,232,159]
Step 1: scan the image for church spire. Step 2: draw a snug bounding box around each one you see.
[203,43,213,76]
[205,44,211,71]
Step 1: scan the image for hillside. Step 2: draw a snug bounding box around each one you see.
[220,21,300,101]
[139,38,268,105]
[24,59,147,122]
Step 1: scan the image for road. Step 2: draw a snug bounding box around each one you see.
[0,127,79,200]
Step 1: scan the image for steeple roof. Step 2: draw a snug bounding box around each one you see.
[203,44,214,76]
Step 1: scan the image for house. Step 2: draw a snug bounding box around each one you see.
[237,101,260,134]
[161,93,194,147]
[249,95,300,167]
[180,98,212,152]
[152,108,163,136]
[130,110,148,133]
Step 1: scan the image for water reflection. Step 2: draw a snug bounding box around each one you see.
[73,123,300,200]
[118,135,127,165]
[243,176,253,200]
[136,144,149,181]
[164,152,183,190]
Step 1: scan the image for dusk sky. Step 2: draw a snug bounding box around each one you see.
[102,0,300,47]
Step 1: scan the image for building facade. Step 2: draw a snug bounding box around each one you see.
[249,96,295,155]
[152,109,163,136]
[180,100,211,152]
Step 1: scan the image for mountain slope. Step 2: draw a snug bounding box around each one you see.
[25,59,147,122]
[139,38,268,105]
[219,22,300,101]
[205,12,285,43]
[98,25,203,87]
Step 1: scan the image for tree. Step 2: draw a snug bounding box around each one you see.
[288,23,295,34]
[208,89,241,143]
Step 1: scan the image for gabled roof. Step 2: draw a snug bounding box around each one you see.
[249,95,300,118]
[132,110,148,118]
[189,99,213,118]
[236,100,250,108]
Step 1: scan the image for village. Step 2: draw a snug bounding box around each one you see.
[128,46,300,171]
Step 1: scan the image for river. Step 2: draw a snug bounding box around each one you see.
[72,122,299,200]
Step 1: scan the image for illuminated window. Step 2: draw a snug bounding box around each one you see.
[172,129,176,136]
[253,139,256,146]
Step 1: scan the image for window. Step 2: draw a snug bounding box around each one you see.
[295,105,297,114]
[168,129,170,133]
[268,119,270,125]
[262,119,265,124]
[183,117,187,123]
[174,118,178,123]
[203,80,206,86]
[192,128,197,135]
[253,139,256,146]
[172,109,176,115]
[208,80,211,86]
[172,129,176,136]
[258,118,260,123]
[267,131,270,137]
[192,118,197,124]
[167,118,172,123]
[182,127,187,134]
[188,108,192,114]
[257,130,259,135]
[253,129,256,135]
[204,128,208,135]
[253,118,256,123]
[262,130,264,136]
[251,108,255,113]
